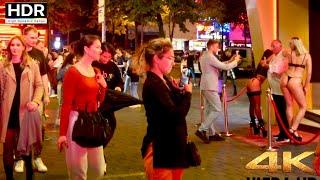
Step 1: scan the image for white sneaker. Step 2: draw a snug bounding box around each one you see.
[129,104,141,108]
[104,162,107,175]
[14,160,24,173]
[49,94,57,98]
[55,118,60,127]
[34,157,48,172]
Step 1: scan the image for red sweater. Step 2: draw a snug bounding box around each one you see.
[60,66,106,136]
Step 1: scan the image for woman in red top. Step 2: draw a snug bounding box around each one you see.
[57,35,107,180]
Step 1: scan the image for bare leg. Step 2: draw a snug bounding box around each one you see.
[281,75,294,127]
[288,78,307,131]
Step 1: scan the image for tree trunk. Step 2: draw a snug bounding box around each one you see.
[67,29,70,45]
[134,21,138,50]
[169,13,175,42]
[124,26,128,49]
[170,21,175,42]
[140,24,144,46]
[156,13,165,38]
[111,19,115,44]
[168,13,171,41]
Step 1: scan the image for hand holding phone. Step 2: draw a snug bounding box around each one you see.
[184,83,192,93]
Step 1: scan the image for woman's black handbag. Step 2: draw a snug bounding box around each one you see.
[186,141,201,166]
[72,111,113,148]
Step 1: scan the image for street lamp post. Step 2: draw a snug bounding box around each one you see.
[98,0,107,42]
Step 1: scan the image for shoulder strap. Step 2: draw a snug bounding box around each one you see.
[301,54,307,66]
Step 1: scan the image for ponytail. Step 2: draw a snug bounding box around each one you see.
[74,35,100,57]
[132,38,172,75]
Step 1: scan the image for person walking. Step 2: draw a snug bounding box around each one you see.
[195,39,241,143]
[57,35,107,179]
[0,36,43,180]
[16,26,49,173]
[135,38,192,180]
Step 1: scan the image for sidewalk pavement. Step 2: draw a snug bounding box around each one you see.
[0,79,319,180]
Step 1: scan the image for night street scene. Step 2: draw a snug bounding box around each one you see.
[0,0,320,179]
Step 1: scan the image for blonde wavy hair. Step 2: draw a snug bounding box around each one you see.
[132,38,173,75]
[290,37,308,56]
[5,35,29,67]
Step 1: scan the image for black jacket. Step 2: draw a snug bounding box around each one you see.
[92,60,124,90]
[141,71,191,168]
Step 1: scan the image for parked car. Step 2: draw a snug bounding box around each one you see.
[225,47,255,78]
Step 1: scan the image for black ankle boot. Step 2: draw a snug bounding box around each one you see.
[250,118,259,135]
[258,119,267,137]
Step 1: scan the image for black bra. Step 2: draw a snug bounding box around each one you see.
[289,52,306,69]
[288,63,305,68]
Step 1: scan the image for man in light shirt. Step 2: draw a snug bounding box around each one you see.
[195,39,241,143]
[265,40,290,142]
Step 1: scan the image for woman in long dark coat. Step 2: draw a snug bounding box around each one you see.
[135,38,192,180]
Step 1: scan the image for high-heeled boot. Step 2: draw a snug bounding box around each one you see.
[250,117,259,135]
[258,119,267,137]
[289,128,302,142]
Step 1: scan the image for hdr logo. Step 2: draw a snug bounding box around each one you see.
[5,2,47,24]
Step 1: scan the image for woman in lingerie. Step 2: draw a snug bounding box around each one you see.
[280,37,312,142]
[246,49,273,137]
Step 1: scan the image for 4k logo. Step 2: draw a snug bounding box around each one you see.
[246,152,315,173]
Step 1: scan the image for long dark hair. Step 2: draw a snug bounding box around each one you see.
[61,53,75,69]
[74,35,100,57]
[101,42,115,57]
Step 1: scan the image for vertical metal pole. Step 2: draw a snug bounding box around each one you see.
[266,89,277,151]
[223,84,232,137]
[196,90,204,128]
[102,22,106,42]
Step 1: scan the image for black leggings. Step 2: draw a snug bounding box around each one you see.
[3,128,33,180]
[272,94,290,138]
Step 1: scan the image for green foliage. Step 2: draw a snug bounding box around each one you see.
[46,0,248,45]
[48,0,98,33]
[105,0,133,36]
[200,0,247,24]
[165,0,199,40]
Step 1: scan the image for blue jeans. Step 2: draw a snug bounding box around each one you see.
[130,82,139,99]
[188,68,196,83]
[124,75,131,94]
